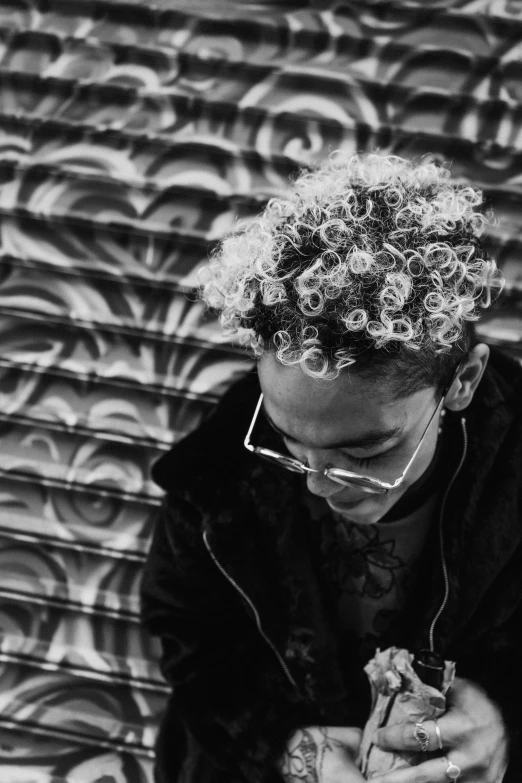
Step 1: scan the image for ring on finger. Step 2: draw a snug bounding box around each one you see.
[413,722,430,752]
[444,756,462,781]
[434,719,443,751]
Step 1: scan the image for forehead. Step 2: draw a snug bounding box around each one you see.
[257,355,430,450]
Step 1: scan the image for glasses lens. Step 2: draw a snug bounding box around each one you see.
[326,469,387,494]
[255,448,306,473]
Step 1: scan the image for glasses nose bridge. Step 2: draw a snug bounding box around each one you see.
[299,446,330,475]
[305,459,350,498]
[302,462,321,474]
[303,443,341,480]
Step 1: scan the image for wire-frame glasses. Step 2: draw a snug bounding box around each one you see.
[244,366,459,495]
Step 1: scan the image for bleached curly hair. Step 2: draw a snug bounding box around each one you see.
[200,152,503,391]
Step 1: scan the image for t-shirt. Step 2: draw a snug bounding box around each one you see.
[303,489,440,663]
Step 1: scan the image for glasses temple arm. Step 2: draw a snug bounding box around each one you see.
[244,393,264,452]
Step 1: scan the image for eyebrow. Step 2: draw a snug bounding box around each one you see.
[262,405,403,451]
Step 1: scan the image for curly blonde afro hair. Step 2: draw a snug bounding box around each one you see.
[200,152,503,390]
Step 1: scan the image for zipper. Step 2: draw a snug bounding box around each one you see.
[203,416,467,693]
[202,529,299,691]
[428,416,468,653]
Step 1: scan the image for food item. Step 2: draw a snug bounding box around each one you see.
[357,647,455,779]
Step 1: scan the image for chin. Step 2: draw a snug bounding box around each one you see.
[326,496,376,522]
[326,492,400,525]
[334,509,385,525]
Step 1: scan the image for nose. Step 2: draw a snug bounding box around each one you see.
[305,467,341,498]
[302,450,337,498]
[304,452,357,500]
[304,452,369,502]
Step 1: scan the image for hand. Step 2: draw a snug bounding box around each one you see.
[371,677,509,782]
[278,725,364,783]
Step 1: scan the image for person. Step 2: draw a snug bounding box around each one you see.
[141,153,521,783]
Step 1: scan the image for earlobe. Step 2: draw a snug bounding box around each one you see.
[445,343,490,412]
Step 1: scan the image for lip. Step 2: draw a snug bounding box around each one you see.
[326,497,366,513]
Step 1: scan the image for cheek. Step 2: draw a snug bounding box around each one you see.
[403,429,440,486]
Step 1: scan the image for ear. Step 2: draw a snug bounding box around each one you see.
[444,343,490,412]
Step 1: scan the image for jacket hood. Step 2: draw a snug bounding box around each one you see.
[152,367,260,505]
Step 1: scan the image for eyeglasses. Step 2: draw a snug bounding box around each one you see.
[244,366,460,495]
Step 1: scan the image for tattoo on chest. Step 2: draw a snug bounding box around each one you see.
[322,518,406,600]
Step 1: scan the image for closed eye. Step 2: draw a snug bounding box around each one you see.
[282,434,388,469]
[346,453,380,469]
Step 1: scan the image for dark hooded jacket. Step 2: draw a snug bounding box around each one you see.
[141,347,522,783]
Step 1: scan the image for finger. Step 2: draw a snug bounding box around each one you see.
[373,721,438,753]
[320,725,363,753]
[371,754,465,783]
[374,717,458,752]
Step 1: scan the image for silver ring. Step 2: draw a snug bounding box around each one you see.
[413,721,430,752]
[444,757,461,780]
[434,720,443,751]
